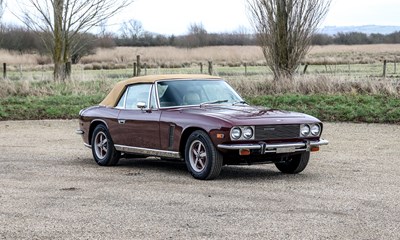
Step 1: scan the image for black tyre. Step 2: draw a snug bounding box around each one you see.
[275,152,310,174]
[91,124,120,166]
[184,130,223,180]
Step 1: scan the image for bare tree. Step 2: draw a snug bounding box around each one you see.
[120,19,144,40]
[17,0,133,81]
[0,0,4,21]
[247,0,331,80]
[0,0,5,34]
[186,22,208,48]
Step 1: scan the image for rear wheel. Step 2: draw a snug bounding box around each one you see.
[275,152,310,174]
[185,130,223,180]
[91,124,120,166]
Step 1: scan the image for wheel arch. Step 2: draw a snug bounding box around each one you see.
[179,127,206,157]
[89,119,109,144]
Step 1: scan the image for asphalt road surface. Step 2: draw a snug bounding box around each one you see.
[0,120,399,239]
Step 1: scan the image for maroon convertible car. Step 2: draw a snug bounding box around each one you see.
[77,74,328,180]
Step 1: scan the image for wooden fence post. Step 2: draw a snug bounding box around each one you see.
[136,55,141,76]
[303,64,308,74]
[3,63,6,79]
[144,63,147,76]
[200,63,203,74]
[244,63,247,76]
[383,60,387,77]
[394,59,397,74]
[133,62,137,77]
[208,61,213,75]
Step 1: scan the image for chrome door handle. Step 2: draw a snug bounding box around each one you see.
[118,119,126,124]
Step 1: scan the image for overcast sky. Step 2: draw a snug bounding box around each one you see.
[4,0,400,35]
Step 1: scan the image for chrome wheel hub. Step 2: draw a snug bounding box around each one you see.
[189,140,207,173]
[94,132,108,159]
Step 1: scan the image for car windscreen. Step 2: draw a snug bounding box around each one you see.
[157,80,243,108]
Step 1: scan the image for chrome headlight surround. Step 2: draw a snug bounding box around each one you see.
[300,123,321,137]
[300,124,311,137]
[310,124,321,136]
[242,126,254,140]
[230,127,242,140]
[230,126,255,141]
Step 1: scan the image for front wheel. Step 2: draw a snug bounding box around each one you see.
[91,124,120,166]
[185,130,223,180]
[275,152,310,174]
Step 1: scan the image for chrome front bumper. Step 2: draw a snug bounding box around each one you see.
[218,139,329,154]
[75,129,84,135]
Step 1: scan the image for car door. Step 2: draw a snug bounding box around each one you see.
[113,83,161,150]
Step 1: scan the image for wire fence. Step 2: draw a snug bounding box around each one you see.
[1,60,399,82]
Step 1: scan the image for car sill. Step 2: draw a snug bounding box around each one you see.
[114,144,181,159]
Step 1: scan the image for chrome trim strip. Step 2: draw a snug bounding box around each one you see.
[114,144,181,159]
[75,129,84,135]
[310,139,329,147]
[84,143,91,148]
[91,119,109,128]
[217,139,329,153]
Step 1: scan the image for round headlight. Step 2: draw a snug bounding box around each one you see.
[310,124,321,136]
[242,127,254,139]
[231,127,242,140]
[300,124,310,136]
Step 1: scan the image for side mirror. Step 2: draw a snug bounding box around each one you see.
[136,102,147,109]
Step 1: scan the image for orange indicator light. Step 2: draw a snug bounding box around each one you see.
[311,146,320,152]
[239,149,251,156]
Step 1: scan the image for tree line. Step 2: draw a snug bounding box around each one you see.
[312,31,400,45]
[2,24,400,55]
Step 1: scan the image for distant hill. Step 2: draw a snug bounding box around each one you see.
[319,25,400,35]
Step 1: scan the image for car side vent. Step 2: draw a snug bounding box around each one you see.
[168,125,175,150]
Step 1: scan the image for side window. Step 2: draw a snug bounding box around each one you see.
[124,84,152,110]
[116,90,127,108]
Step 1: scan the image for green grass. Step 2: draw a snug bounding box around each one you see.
[0,94,105,120]
[1,67,399,123]
[1,92,399,123]
[247,94,400,124]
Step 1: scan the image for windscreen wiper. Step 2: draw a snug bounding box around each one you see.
[232,101,248,105]
[200,100,228,107]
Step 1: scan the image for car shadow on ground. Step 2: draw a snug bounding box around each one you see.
[77,156,313,181]
[101,157,313,181]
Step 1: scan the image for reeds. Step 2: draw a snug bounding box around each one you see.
[227,75,400,97]
[1,44,400,68]
[1,75,398,99]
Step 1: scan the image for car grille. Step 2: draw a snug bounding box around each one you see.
[255,124,300,140]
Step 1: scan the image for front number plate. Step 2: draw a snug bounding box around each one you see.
[276,147,296,154]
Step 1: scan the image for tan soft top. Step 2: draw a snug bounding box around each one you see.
[99,74,222,107]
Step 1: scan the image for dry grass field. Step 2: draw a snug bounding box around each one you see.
[1,44,400,68]
[1,44,399,99]
[71,44,400,67]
